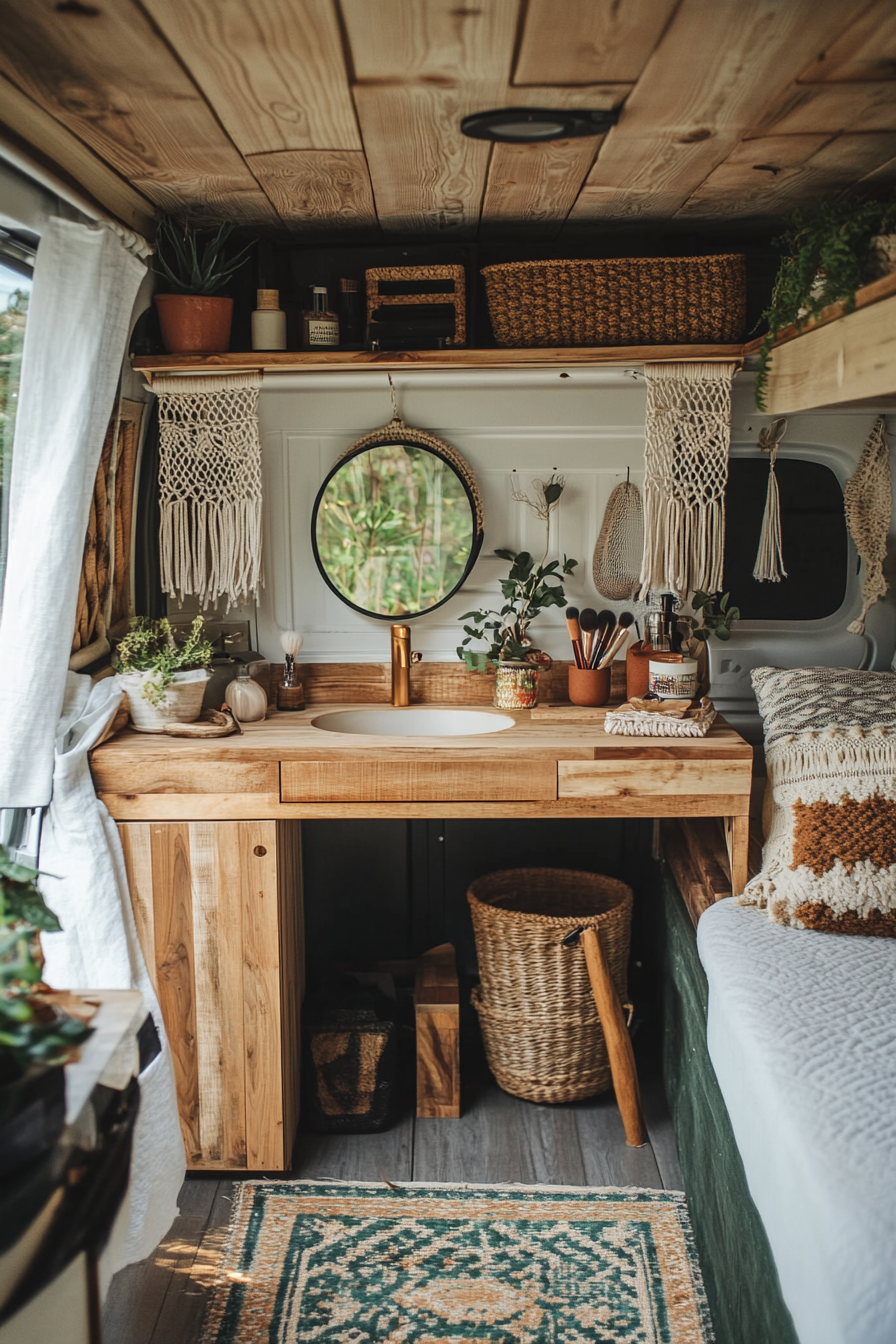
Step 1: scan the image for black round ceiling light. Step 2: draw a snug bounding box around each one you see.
[461,107,619,143]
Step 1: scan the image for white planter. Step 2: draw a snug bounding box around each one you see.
[117,667,210,733]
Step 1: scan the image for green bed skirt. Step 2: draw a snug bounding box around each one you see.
[645,867,800,1344]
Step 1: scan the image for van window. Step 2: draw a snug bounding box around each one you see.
[723,457,847,620]
[0,260,31,606]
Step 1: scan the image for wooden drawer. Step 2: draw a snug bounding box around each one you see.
[558,758,752,806]
[91,758,279,795]
[281,760,557,803]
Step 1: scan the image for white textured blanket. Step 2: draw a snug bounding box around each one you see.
[698,899,896,1344]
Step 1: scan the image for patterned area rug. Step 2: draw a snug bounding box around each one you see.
[200,1180,713,1343]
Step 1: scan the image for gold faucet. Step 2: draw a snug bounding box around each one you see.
[391,624,422,706]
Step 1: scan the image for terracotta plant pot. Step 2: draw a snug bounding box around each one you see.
[154,293,233,354]
[568,665,611,707]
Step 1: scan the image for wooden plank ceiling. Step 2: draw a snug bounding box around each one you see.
[0,0,894,237]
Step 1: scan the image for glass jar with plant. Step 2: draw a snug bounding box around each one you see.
[457,474,578,707]
[114,615,214,732]
[754,200,896,410]
[0,846,93,1175]
[681,590,740,698]
[153,216,254,356]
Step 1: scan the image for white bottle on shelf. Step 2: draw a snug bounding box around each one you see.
[251,288,287,351]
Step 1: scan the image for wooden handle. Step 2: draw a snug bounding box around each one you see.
[581,926,647,1147]
[596,627,631,671]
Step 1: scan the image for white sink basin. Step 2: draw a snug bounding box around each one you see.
[312,708,515,737]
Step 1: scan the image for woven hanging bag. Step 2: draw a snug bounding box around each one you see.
[845,417,892,635]
[593,479,644,601]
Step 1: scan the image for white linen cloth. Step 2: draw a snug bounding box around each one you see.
[39,673,183,1282]
[698,899,896,1344]
[0,216,144,807]
[0,218,184,1278]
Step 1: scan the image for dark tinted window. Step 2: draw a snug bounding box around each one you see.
[723,457,847,620]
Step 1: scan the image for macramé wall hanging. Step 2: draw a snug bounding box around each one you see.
[154,371,263,610]
[638,360,739,601]
[752,416,788,583]
[592,472,644,601]
[845,416,892,635]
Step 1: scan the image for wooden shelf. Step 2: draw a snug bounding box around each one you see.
[763,284,896,415]
[132,343,746,381]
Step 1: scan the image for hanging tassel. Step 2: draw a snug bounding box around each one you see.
[845,417,891,635]
[753,417,788,583]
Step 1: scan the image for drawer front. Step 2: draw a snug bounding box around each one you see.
[91,759,279,795]
[281,760,557,803]
[557,758,752,802]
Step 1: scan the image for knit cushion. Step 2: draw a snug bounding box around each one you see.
[742,666,896,935]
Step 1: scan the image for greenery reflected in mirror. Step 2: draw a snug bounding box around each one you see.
[312,427,483,619]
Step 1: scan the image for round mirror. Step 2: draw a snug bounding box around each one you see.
[311,420,484,620]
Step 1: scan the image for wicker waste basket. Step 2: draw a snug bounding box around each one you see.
[481,254,746,348]
[468,868,632,1104]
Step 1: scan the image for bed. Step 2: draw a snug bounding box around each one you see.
[696,897,896,1344]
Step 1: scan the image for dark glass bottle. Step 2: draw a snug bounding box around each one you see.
[339,277,364,348]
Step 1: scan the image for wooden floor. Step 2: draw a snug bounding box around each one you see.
[103,1045,683,1344]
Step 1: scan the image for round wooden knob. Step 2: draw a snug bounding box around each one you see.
[253,845,267,857]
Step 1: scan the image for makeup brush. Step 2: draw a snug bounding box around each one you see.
[589,609,616,668]
[579,608,598,667]
[597,612,635,669]
[565,607,584,669]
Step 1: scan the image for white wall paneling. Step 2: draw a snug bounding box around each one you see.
[170,370,895,730]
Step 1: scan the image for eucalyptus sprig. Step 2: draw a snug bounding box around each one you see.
[153,216,254,296]
[114,616,214,704]
[457,473,578,668]
[690,591,740,642]
[754,200,896,410]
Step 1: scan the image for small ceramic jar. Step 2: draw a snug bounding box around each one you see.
[493,661,539,710]
[225,665,268,722]
[648,657,698,700]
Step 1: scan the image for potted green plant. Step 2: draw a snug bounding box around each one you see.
[754,200,896,410]
[682,590,740,698]
[457,475,578,707]
[0,847,93,1176]
[153,216,254,355]
[114,615,214,732]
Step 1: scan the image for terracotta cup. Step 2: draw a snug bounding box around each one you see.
[568,665,611,707]
[155,293,233,354]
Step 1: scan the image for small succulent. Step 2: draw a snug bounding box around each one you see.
[152,216,254,296]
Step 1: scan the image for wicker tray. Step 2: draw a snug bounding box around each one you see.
[468,868,632,1104]
[481,254,746,348]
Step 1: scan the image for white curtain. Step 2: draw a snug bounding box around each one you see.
[39,674,183,1283]
[0,217,144,805]
[0,218,184,1273]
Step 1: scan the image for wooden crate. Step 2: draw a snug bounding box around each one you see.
[415,943,460,1119]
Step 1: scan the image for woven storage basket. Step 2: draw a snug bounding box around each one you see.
[468,868,632,1104]
[481,254,746,348]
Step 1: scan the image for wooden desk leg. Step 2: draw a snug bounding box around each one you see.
[724,815,750,897]
[581,928,647,1148]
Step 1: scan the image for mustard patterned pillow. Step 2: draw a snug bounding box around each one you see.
[742,666,896,935]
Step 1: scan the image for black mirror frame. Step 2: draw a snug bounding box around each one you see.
[310,417,485,622]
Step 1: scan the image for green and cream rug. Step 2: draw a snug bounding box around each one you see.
[201,1180,713,1343]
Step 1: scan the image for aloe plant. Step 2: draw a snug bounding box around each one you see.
[152,216,254,296]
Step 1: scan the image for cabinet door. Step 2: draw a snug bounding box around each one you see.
[119,820,303,1171]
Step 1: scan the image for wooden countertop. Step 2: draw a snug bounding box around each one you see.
[92,703,753,767]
